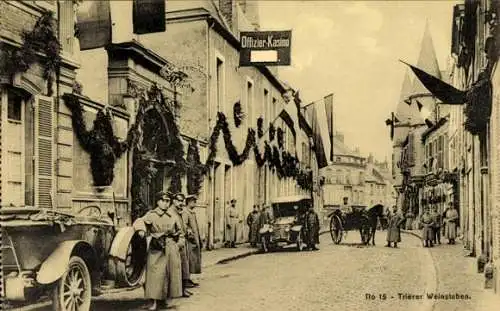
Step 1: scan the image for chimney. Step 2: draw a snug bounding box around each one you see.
[219,0,233,28]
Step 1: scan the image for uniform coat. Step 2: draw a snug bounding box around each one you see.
[420,211,435,241]
[386,211,404,243]
[225,207,239,243]
[170,207,190,280]
[133,208,183,300]
[444,207,459,239]
[183,208,202,274]
[305,210,320,245]
[246,211,260,244]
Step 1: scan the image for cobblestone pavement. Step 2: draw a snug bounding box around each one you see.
[17,231,498,311]
[91,231,435,311]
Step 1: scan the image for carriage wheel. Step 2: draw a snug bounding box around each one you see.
[330,216,343,244]
[360,224,371,245]
[52,256,92,311]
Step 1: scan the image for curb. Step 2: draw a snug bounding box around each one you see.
[402,229,423,240]
[215,249,260,265]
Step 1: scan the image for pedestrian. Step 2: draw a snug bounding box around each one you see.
[305,205,320,251]
[225,199,240,248]
[443,202,459,244]
[133,191,183,311]
[405,210,414,230]
[431,205,442,245]
[421,207,435,247]
[184,194,202,287]
[385,205,404,248]
[170,192,192,298]
[246,205,260,247]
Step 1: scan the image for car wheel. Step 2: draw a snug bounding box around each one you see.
[296,231,305,251]
[52,256,92,311]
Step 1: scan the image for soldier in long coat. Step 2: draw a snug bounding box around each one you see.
[305,205,320,250]
[170,192,192,297]
[183,195,202,284]
[385,205,404,248]
[421,207,435,247]
[225,199,240,248]
[443,202,459,244]
[431,205,442,245]
[133,191,183,311]
[246,205,260,247]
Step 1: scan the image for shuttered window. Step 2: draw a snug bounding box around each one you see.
[35,96,55,209]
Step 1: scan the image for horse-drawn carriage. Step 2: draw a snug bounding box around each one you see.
[329,204,385,245]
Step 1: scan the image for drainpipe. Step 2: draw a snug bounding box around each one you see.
[206,18,215,251]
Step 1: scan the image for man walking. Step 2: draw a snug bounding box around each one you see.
[170,192,192,297]
[386,205,404,248]
[184,194,202,288]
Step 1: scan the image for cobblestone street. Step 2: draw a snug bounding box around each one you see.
[13,231,500,311]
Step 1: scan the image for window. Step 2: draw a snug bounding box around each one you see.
[8,93,22,121]
[58,0,76,54]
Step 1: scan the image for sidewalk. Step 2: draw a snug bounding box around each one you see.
[401,230,500,311]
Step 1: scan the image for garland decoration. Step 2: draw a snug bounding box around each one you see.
[186,139,205,195]
[257,117,264,138]
[269,123,276,141]
[233,101,243,128]
[296,169,313,191]
[464,70,493,135]
[272,146,283,177]
[253,143,267,167]
[1,11,61,96]
[64,94,146,188]
[131,150,158,220]
[277,127,284,148]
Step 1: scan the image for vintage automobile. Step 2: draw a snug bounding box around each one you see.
[258,195,312,252]
[1,206,147,311]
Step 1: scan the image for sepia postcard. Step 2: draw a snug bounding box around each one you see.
[1,0,500,310]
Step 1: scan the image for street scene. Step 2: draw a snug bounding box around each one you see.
[2,0,500,310]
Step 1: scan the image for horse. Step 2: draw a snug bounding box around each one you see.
[364,204,385,246]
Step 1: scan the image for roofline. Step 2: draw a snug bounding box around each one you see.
[106,40,168,75]
[421,118,448,142]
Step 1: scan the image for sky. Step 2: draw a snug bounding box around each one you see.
[258,0,460,163]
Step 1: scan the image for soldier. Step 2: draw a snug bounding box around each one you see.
[385,205,404,248]
[225,199,240,248]
[133,191,183,310]
[443,202,459,244]
[431,205,442,245]
[421,207,435,247]
[170,192,192,297]
[183,195,202,287]
[247,205,261,247]
[305,205,320,251]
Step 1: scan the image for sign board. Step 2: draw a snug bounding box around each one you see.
[239,31,292,66]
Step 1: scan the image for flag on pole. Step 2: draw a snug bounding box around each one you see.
[324,93,334,161]
[76,1,112,50]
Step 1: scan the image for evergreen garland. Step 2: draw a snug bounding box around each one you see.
[257,117,264,138]
[131,150,158,220]
[464,71,492,135]
[253,143,267,167]
[64,94,146,188]
[269,123,276,141]
[277,127,284,148]
[1,11,61,96]
[186,139,204,195]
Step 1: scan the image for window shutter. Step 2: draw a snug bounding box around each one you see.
[35,96,55,209]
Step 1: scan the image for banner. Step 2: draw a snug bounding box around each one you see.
[240,31,292,66]
[76,1,111,50]
[133,0,166,35]
[324,94,334,161]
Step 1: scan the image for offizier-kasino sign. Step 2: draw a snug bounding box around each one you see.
[239,30,292,66]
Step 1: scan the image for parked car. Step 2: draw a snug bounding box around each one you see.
[1,206,147,311]
[259,195,312,252]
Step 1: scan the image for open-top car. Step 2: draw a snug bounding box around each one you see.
[1,206,148,311]
[259,195,312,252]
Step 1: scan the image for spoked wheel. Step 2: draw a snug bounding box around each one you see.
[116,232,147,287]
[52,256,92,311]
[261,235,270,253]
[296,231,305,251]
[330,215,343,244]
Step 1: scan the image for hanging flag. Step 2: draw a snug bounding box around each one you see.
[133,0,166,34]
[400,60,467,104]
[425,119,434,128]
[385,112,399,140]
[303,103,328,168]
[76,1,112,50]
[324,93,334,161]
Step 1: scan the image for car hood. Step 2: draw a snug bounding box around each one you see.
[273,216,296,225]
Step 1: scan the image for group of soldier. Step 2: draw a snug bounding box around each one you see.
[384,202,460,248]
[133,191,202,311]
[244,203,321,251]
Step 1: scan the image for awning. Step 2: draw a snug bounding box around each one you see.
[400,60,467,104]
